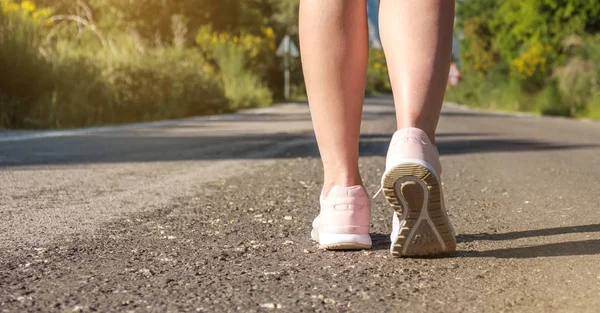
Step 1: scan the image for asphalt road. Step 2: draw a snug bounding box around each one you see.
[2,96,600,312]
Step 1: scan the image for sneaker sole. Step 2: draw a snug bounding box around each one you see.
[316,233,372,250]
[382,162,457,257]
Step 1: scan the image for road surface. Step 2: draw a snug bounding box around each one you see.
[2,96,600,312]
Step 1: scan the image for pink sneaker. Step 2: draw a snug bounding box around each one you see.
[380,128,456,257]
[311,185,372,250]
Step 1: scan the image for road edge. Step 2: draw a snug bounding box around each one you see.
[2,100,598,143]
[0,102,306,143]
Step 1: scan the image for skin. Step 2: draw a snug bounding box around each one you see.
[299,0,455,195]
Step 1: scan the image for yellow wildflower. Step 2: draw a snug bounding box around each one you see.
[38,7,51,18]
[264,27,275,40]
[510,43,549,79]
[1,0,20,14]
[20,0,35,13]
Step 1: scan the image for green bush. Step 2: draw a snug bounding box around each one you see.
[196,26,273,109]
[452,0,600,119]
[533,81,569,116]
[0,1,232,129]
[0,0,53,127]
[553,57,596,116]
[446,75,529,113]
[585,92,600,119]
[1,0,297,129]
[366,48,391,95]
[31,47,229,128]
[490,0,600,63]
[106,49,229,123]
[212,44,273,110]
[31,54,113,128]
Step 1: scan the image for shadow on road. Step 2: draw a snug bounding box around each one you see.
[456,224,600,258]
[457,239,600,259]
[370,233,391,251]
[360,136,599,158]
[458,224,600,242]
[368,224,600,258]
[3,132,599,167]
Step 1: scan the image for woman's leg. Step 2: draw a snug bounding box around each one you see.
[299,0,368,195]
[378,0,457,257]
[301,0,372,250]
[379,0,455,144]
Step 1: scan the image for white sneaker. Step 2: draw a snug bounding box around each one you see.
[380,128,457,257]
[311,185,372,250]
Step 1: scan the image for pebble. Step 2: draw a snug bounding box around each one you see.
[259,303,283,309]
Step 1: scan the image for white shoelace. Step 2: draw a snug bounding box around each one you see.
[372,186,383,199]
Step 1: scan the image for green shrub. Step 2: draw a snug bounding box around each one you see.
[106,49,228,123]
[32,54,113,128]
[215,44,273,109]
[0,0,53,127]
[460,16,499,77]
[490,0,600,63]
[585,92,600,119]
[553,57,597,116]
[0,0,232,129]
[533,81,569,116]
[452,0,600,120]
[366,48,391,95]
[196,26,273,109]
[2,0,293,129]
[446,67,538,114]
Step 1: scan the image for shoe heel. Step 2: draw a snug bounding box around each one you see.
[382,162,456,257]
[318,233,372,250]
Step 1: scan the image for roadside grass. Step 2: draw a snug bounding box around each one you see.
[0,1,275,129]
[446,74,600,121]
